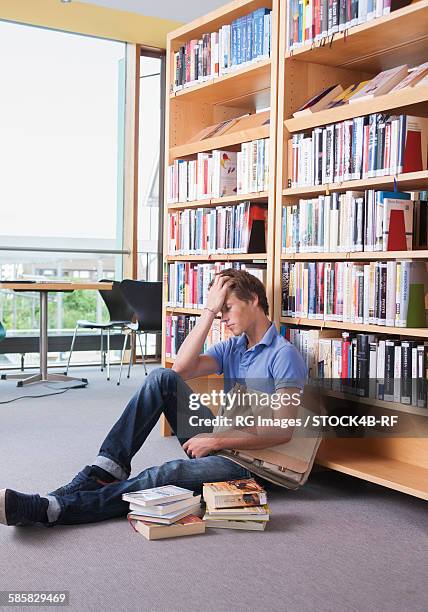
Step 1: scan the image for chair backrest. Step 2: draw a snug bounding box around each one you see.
[120,280,162,332]
[98,279,135,323]
[0,321,5,342]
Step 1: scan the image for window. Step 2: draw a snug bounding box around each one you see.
[137,51,164,282]
[0,21,127,367]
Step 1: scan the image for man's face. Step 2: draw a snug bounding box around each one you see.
[220,291,258,335]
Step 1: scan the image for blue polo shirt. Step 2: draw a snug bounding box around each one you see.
[205,323,308,393]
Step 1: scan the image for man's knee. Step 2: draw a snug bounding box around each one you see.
[146,367,181,385]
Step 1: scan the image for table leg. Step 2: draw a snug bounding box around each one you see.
[2,290,89,387]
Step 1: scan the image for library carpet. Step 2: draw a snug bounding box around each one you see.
[0,365,426,612]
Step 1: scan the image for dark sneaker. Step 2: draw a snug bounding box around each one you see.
[0,489,49,526]
[48,465,117,497]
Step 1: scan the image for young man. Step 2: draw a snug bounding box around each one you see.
[0,269,307,527]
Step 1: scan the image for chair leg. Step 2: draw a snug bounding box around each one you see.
[106,329,111,381]
[127,332,135,379]
[100,330,104,372]
[65,325,79,375]
[137,332,148,376]
[117,332,129,386]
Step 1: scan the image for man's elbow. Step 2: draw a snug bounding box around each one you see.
[171,363,188,379]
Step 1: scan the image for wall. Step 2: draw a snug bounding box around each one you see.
[78,0,228,22]
[0,0,180,46]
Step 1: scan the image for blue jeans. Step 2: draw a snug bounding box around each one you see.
[53,368,252,525]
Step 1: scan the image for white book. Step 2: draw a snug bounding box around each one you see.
[129,495,201,517]
[389,62,428,92]
[128,503,202,525]
[385,261,397,327]
[397,260,411,327]
[122,485,194,507]
[349,65,409,103]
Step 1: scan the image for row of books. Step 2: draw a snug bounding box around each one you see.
[289,114,427,188]
[165,314,231,358]
[167,139,270,203]
[166,262,266,310]
[292,63,428,118]
[167,203,268,255]
[125,479,269,540]
[286,0,404,51]
[281,190,416,254]
[281,326,428,407]
[281,260,428,328]
[172,8,272,91]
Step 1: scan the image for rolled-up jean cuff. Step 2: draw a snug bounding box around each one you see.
[94,455,128,481]
[45,495,62,524]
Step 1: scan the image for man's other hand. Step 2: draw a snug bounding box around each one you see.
[182,434,220,458]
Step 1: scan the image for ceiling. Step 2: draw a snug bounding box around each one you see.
[77,0,227,22]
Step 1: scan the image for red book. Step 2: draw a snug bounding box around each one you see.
[341,334,350,380]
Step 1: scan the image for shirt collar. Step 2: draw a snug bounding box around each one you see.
[236,322,277,351]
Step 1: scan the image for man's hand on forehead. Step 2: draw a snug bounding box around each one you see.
[205,275,233,315]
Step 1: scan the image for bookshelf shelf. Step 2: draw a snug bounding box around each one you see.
[284,1,428,73]
[316,442,428,500]
[167,191,268,210]
[284,84,428,133]
[166,307,219,316]
[171,59,271,107]
[282,171,428,198]
[280,250,428,261]
[280,317,428,338]
[170,124,270,160]
[167,253,267,261]
[320,388,428,418]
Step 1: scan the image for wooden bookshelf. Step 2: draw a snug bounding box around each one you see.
[321,388,428,418]
[285,84,428,133]
[280,317,428,338]
[167,191,268,210]
[162,0,280,435]
[169,123,270,160]
[283,171,428,198]
[280,250,428,261]
[285,1,428,73]
[171,58,272,108]
[167,253,267,261]
[275,1,428,499]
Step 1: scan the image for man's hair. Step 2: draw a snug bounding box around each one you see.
[210,268,269,315]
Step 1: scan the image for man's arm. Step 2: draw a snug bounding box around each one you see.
[172,275,231,380]
[183,388,301,458]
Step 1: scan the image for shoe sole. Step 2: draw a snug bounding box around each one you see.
[0,489,8,525]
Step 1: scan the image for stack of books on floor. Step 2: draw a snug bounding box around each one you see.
[203,478,270,531]
[123,485,205,540]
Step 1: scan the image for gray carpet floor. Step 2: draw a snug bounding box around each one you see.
[0,364,427,612]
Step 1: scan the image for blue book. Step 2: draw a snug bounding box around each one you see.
[236,16,246,66]
[245,13,253,63]
[252,8,267,58]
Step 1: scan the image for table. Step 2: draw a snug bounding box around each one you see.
[0,282,112,386]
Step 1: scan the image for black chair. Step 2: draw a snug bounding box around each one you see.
[65,279,135,381]
[118,280,162,385]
